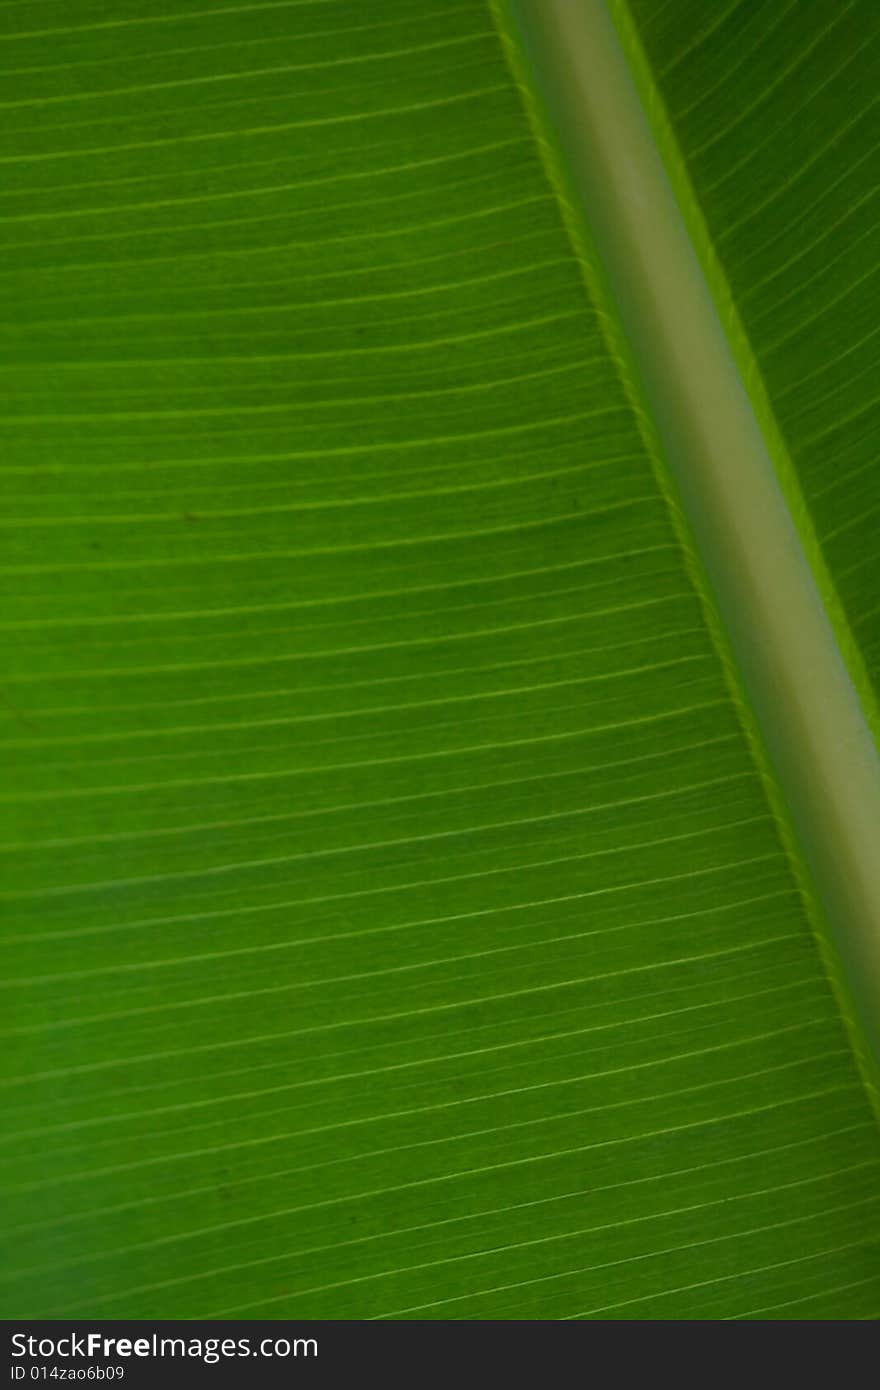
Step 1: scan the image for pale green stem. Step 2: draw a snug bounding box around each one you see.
[502,0,880,1079]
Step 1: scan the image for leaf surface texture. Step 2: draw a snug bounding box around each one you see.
[2,0,879,1320]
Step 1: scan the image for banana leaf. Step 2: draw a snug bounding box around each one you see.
[2,0,879,1320]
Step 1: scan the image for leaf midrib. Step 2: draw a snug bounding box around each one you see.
[494,0,880,1098]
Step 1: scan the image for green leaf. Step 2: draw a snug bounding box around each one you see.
[2,0,879,1320]
[624,0,880,694]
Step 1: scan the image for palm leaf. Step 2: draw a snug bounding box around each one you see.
[2,0,879,1320]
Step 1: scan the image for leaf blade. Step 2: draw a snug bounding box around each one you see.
[2,0,879,1320]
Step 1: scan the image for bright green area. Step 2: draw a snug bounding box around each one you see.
[625,0,880,706]
[1,0,879,1320]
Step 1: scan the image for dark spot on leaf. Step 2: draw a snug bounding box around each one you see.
[0,689,40,732]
